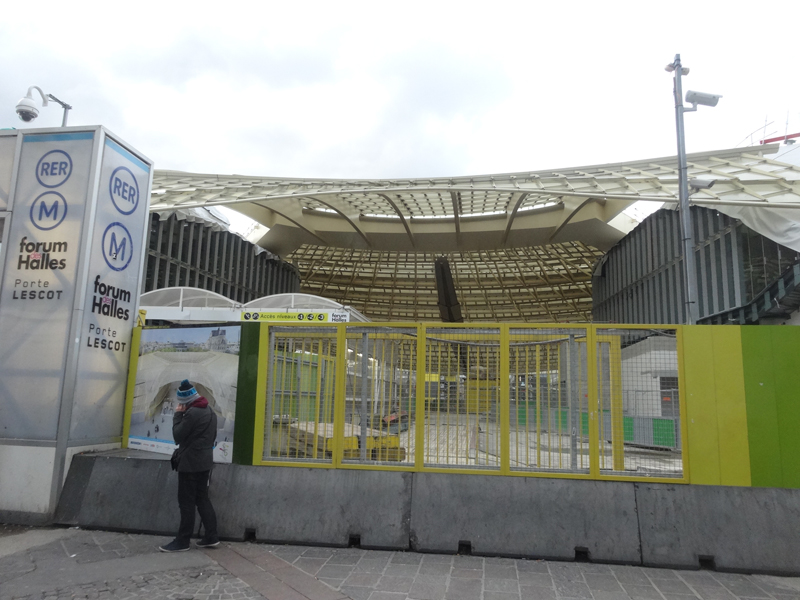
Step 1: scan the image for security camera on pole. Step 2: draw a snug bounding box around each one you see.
[15,86,72,127]
[665,55,721,325]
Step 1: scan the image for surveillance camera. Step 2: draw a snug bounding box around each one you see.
[689,179,715,190]
[16,96,39,122]
[685,90,722,107]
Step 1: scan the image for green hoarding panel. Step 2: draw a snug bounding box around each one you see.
[652,418,676,448]
[623,416,634,442]
[232,323,260,465]
[741,327,783,487]
[770,327,800,488]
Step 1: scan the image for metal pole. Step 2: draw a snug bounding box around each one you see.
[360,333,369,461]
[671,54,700,324]
[264,329,275,459]
[568,334,578,470]
[47,94,72,127]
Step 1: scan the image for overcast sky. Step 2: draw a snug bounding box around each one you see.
[2,1,799,181]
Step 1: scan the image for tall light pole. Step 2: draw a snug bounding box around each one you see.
[665,55,721,324]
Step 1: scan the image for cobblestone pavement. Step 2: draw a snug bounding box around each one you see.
[263,544,800,600]
[2,529,800,600]
[0,530,261,600]
[1,564,260,600]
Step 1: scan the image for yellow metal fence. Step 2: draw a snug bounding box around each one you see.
[253,323,686,482]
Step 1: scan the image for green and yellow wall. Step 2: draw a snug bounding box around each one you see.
[683,325,800,488]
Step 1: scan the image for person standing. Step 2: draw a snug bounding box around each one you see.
[159,380,220,552]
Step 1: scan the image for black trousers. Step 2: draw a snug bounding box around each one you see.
[177,470,218,545]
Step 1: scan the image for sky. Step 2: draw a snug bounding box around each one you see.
[2,1,799,184]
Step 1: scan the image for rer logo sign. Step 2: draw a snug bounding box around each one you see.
[101,222,134,271]
[109,166,139,215]
[35,150,72,188]
[30,191,68,231]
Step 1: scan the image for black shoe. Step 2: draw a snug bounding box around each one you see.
[159,539,191,552]
[196,538,220,548]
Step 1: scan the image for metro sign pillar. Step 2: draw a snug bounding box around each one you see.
[0,127,152,521]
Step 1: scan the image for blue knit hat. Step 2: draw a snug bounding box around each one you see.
[176,379,199,404]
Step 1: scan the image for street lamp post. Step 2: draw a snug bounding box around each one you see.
[665,54,721,325]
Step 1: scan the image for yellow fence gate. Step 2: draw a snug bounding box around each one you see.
[249,323,686,482]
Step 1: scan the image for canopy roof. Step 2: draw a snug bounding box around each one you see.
[140,287,237,308]
[139,288,370,323]
[149,145,800,322]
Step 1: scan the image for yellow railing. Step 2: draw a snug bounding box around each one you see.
[252,323,686,483]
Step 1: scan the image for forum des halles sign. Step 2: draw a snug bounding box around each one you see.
[0,127,152,515]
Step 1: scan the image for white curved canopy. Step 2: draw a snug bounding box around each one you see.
[139,288,370,323]
[244,292,345,310]
[140,287,240,309]
[147,145,800,322]
[149,145,799,257]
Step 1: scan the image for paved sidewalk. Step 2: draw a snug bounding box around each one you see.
[1,527,800,600]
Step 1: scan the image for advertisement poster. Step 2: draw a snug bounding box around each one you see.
[128,324,240,463]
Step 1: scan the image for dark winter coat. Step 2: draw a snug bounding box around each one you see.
[172,399,217,473]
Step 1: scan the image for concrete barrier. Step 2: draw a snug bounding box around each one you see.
[211,464,412,549]
[56,454,412,549]
[56,455,179,535]
[636,483,800,574]
[55,453,800,573]
[410,472,641,563]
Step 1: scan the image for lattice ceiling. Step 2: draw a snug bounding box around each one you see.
[287,243,603,322]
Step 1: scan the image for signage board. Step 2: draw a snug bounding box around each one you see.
[70,137,152,440]
[240,310,350,323]
[0,134,17,211]
[0,126,152,518]
[0,132,96,439]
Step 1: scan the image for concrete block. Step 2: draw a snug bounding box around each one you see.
[56,454,179,535]
[212,465,412,549]
[409,473,641,563]
[637,483,800,574]
[56,456,413,549]
[56,453,800,573]
[54,454,95,524]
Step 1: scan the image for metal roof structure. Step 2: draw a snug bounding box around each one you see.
[149,144,800,322]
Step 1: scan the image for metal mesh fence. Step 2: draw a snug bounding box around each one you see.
[509,327,589,473]
[262,327,339,463]
[258,324,685,480]
[423,328,501,469]
[595,327,683,478]
[342,327,417,465]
